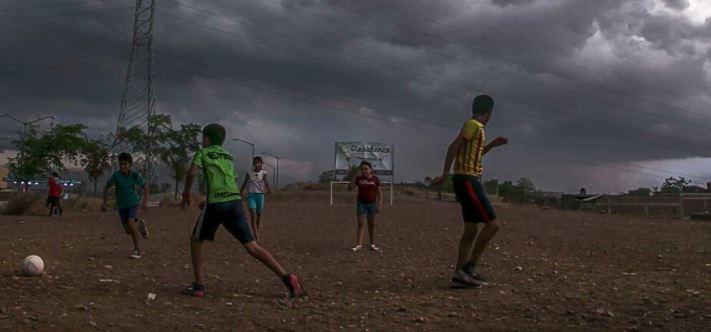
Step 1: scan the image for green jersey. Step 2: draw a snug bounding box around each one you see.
[192,145,241,203]
[106,170,145,209]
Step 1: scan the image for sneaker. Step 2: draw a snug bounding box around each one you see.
[182,282,206,298]
[351,245,363,252]
[463,262,490,286]
[450,270,482,289]
[137,219,149,240]
[129,250,142,259]
[282,274,305,298]
[369,244,380,251]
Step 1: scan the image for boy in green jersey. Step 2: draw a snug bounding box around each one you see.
[180,123,304,298]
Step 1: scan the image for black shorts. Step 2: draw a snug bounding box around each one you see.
[47,196,60,207]
[192,200,255,243]
[452,175,497,224]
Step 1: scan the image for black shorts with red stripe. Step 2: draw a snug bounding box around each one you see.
[452,174,497,223]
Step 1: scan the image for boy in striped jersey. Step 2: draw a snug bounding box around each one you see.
[433,94,509,288]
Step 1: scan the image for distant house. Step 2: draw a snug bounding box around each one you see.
[0,166,8,190]
[683,185,708,193]
[628,188,653,196]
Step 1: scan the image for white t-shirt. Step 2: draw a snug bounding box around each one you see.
[246,170,268,193]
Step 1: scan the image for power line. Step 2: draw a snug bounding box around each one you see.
[154,55,710,182]
[0,0,121,13]
[156,10,711,157]
[316,0,711,123]
[0,52,123,70]
[0,6,132,21]
[0,55,126,75]
[237,0,711,132]
[354,0,710,107]
[158,4,711,149]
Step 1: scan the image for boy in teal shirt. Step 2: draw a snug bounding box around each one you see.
[180,123,304,298]
[101,152,149,259]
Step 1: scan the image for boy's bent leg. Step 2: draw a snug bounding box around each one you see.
[242,241,305,298]
[126,219,141,253]
[190,236,205,285]
[469,220,499,265]
[457,222,479,270]
[243,241,286,277]
[248,208,258,241]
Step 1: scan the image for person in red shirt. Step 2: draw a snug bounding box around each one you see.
[47,172,63,217]
[347,161,383,252]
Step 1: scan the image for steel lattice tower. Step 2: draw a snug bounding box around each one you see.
[117,0,156,133]
[115,0,157,175]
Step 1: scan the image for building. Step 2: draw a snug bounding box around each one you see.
[0,167,8,190]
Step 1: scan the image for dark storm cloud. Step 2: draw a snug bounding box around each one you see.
[1,0,710,191]
[491,0,537,8]
[661,0,690,10]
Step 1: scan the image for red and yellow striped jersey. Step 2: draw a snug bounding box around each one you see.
[454,118,486,177]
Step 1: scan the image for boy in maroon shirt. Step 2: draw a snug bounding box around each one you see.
[47,172,63,217]
[347,161,383,252]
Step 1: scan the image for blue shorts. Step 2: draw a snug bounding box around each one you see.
[356,201,377,217]
[118,205,139,226]
[247,193,265,213]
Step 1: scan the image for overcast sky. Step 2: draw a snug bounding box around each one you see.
[1,0,711,193]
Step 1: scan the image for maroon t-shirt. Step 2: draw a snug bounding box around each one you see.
[356,175,380,203]
[48,177,62,198]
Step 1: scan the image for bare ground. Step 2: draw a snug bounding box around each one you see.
[0,191,709,331]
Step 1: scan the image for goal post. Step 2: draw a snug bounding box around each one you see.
[330,142,395,206]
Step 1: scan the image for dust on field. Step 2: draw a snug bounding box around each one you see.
[0,191,709,331]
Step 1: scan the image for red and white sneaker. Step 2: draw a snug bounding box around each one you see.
[282,274,305,298]
[182,282,206,298]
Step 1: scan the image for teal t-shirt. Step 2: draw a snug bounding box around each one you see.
[192,145,241,203]
[106,170,146,209]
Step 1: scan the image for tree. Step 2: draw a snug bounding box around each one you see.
[498,180,516,200]
[117,114,171,188]
[80,136,113,197]
[660,176,690,193]
[483,179,499,195]
[8,124,87,189]
[344,164,360,181]
[318,170,334,183]
[160,123,201,198]
[498,177,538,203]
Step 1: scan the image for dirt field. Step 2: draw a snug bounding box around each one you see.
[1,191,710,331]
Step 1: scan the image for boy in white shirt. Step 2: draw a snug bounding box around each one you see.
[240,156,271,242]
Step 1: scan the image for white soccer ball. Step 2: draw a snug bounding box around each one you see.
[23,255,44,277]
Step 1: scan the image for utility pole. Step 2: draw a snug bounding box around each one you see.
[232,138,255,161]
[261,152,280,189]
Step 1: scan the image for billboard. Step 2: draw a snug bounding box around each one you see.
[334,142,394,176]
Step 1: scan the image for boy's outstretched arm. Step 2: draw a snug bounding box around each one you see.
[180,164,199,210]
[432,135,466,184]
[482,136,509,156]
